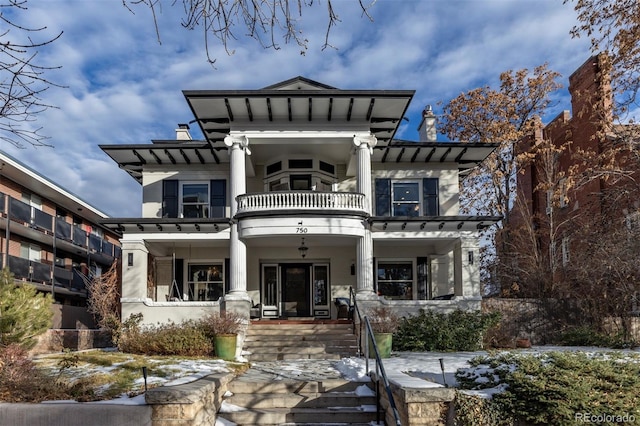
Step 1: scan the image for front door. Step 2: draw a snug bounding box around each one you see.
[260,263,330,319]
[281,263,311,317]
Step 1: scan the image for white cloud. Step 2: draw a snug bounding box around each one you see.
[4,0,593,217]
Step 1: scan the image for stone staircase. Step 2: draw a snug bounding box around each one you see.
[243,320,359,361]
[217,378,380,425]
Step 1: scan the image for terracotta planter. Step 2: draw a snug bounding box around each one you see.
[368,332,393,359]
[215,334,237,361]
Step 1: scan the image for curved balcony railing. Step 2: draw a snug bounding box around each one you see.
[236,191,367,215]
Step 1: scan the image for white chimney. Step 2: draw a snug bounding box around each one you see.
[176,123,192,141]
[418,105,437,142]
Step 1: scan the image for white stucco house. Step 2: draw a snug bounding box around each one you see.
[100,77,500,325]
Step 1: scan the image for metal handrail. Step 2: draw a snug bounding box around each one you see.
[349,287,402,426]
[364,316,402,426]
[349,286,363,356]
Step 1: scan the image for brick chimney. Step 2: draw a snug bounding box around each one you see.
[418,105,437,142]
[568,53,612,125]
[176,123,192,141]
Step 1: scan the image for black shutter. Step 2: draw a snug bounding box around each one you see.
[417,257,428,300]
[374,179,391,216]
[162,180,179,218]
[210,179,226,218]
[422,178,439,216]
[173,258,184,299]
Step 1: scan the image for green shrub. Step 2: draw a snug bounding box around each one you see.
[118,315,213,356]
[0,268,53,349]
[559,325,637,349]
[394,309,501,352]
[456,351,640,425]
[454,392,514,426]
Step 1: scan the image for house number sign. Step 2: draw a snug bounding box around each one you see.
[296,220,308,233]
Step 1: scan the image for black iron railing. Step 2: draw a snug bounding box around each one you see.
[349,287,402,426]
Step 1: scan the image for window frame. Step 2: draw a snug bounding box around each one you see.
[186,261,224,301]
[375,259,415,300]
[375,178,440,217]
[180,181,210,219]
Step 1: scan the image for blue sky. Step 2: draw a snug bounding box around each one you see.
[2,0,590,217]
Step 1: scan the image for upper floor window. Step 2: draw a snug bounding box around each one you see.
[20,243,41,262]
[265,158,336,192]
[181,182,209,218]
[375,178,439,217]
[162,179,226,218]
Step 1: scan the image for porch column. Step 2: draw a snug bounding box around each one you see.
[456,235,481,299]
[356,231,376,296]
[353,134,377,214]
[120,239,149,300]
[353,134,377,297]
[224,135,250,297]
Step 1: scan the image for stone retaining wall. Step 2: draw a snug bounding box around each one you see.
[370,372,455,425]
[30,329,112,355]
[146,372,234,426]
[0,372,235,426]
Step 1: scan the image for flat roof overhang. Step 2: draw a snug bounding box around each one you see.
[100,140,499,183]
[369,215,502,232]
[372,141,499,176]
[183,88,415,145]
[99,217,231,234]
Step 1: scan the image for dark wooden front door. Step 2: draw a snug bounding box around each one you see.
[281,263,311,317]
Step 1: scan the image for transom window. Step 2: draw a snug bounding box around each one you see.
[181,182,209,218]
[377,261,413,300]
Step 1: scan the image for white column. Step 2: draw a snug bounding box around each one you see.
[353,134,377,297]
[356,231,376,295]
[353,134,377,214]
[224,135,249,296]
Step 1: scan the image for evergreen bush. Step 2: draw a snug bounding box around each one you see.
[0,268,53,349]
[456,351,640,425]
[393,309,501,351]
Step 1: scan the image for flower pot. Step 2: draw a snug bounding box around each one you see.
[215,334,237,361]
[368,332,393,359]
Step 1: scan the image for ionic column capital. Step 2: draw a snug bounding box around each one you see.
[353,134,377,152]
[224,135,251,154]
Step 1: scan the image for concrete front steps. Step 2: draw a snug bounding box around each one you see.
[218,378,379,426]
[243,320,359,361]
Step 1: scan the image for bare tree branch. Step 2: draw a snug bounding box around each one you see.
[1,0,64,148]
[122,0,376,65]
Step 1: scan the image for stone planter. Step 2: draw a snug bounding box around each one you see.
[215,334,237,361]
[369,332,393,359]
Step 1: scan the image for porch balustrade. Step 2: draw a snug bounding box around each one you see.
[236,191,366,214]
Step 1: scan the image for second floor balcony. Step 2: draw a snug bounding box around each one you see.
[235,191,367,218]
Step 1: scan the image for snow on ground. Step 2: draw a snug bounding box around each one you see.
[69,346,640,405]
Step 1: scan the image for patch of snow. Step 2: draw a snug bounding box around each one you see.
[219,401,248,413]
[214,416,237,426]
[92,394,147,405]
[355,384,376,396]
